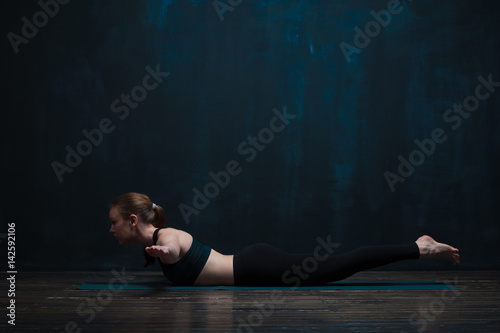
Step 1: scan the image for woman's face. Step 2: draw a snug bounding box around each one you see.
[109,206,133,245]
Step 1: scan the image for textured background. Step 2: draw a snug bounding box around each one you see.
[1,0,499,271]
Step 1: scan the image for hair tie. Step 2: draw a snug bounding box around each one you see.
[152,203,156,209]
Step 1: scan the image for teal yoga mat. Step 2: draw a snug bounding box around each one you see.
[77,280,455,290]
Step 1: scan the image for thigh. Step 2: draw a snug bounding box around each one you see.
[233,243,309,286]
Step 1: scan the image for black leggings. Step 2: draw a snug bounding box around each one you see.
[233,241,420,286]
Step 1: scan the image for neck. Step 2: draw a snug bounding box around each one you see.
[134,224,158,247]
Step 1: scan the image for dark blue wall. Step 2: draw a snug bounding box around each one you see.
[1,0,499,271]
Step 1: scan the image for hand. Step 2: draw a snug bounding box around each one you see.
[145,245,170,258]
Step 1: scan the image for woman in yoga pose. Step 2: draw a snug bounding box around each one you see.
[109,192,460,286]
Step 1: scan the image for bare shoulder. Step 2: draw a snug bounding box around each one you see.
[157,227,193,255]
[159,227,192,239]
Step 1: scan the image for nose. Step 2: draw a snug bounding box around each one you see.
[109,226,114,233]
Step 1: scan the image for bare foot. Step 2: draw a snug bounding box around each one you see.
[416,235,460,265]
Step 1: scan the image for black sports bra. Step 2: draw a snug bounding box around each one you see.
[153,228,211,285]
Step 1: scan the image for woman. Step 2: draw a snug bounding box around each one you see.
[109,192,460,286]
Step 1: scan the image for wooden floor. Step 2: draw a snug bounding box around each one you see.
[1,271,499,332]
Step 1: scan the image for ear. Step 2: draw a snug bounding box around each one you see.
[129,214,138,227]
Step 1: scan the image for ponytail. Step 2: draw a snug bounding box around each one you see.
[151,203,166,228]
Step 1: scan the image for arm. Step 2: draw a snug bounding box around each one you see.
[145,233,181,264]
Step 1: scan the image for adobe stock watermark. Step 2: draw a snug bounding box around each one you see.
[53,267,135,333]
[7,0,71,54]
[237,235,341,333]
[401,276,464,333]
[178,106,297,225]
[51,63,170,183]
[340,0,409,64]
[384,73,499,192]
[212,0,243,22]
